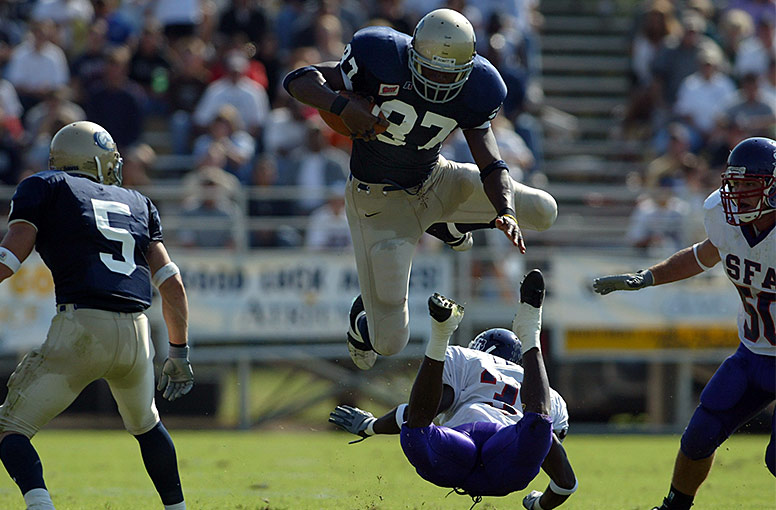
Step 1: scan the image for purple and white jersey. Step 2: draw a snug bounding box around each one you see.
[704,190,776,356]
[439,346,569,434]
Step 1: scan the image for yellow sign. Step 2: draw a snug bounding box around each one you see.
[566,327,739,351]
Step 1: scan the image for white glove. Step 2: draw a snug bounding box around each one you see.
[522,490,543,510]
[329,405,376,443]
[157,344,194,401]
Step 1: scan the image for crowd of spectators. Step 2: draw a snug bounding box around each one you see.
[621,0,775,254]
[0,0,543,250]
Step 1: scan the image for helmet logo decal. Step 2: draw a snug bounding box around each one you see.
[94,131,116,151]
[431,55,456,67]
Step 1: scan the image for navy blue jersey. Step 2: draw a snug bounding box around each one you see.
[340,26,507,188]
[8,171,162,312]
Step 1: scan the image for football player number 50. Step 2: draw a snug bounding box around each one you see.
[91,199,136,276]
[735,284,776,345]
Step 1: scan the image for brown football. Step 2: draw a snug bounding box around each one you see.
[317,90,388,138]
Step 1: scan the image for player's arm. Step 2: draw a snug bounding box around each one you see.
[463,126,525,253]
[283,61,385,140]
[593,238,720,295]
[523,433,578,510]
[148,241,188,347]
[147,241,193,401]
[329,385,455,440]
[0,222,37,284]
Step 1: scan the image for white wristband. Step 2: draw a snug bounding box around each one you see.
[153,262,180,288]
[692,243,714,271]
[0,247,21,273]
[549,478,578,496]
[395,403,408,429]
[365,419,376,436]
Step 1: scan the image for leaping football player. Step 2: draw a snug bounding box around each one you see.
[330,270,578,510]
[0,121,194,510]
[593,137,776,510]
[283,9,558,370]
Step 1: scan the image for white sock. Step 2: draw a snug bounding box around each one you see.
[425,327,450,361]
[513,302,542,354]
[23,488,55,510]
[164,502,186,510]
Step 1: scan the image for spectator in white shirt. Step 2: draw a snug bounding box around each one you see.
[5,20,69,111]
[0,80,22,120]
[673,47,736,149]
[305,182,352,251]
[192,51,269,139]
[734,17,776,78]
[31,0,94,49]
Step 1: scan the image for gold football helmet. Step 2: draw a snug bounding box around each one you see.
[49,121,123,186]
[408,9,476,103]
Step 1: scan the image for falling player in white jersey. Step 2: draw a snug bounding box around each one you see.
[330,270,577,510]
[593,137,776,510]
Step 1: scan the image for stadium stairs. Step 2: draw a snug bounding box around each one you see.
[534,0,648,248]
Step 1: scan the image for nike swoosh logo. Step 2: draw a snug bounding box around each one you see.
[365,212,381,217]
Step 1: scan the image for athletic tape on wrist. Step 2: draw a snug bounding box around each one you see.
[692,243,714,271]
[0,247,21,273]
[365,419,376,436]
[549,478,578,496]
[395,404,408,429]
[153,262,180,288]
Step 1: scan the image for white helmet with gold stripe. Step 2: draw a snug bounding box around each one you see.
[408,9,476,103]
[49,121,123,186]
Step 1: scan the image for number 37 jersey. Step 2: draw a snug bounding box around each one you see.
[340,26,507,188]
[704,190,776,356]
[8,171,162,312]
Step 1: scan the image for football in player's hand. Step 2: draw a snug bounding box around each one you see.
[317,90,388,139]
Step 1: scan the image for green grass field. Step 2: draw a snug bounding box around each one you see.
[0,431,773,509]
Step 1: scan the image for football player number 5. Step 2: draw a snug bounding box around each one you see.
[91,199,136,276]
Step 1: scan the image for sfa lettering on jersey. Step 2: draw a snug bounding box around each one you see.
[725,255,776,289]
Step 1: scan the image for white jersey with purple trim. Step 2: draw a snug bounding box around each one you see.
[704,190,776,356]
[438,346,569,434]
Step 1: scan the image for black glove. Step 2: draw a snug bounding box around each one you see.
[593,269,654,295]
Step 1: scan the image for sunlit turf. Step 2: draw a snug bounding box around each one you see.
[0,430,772,509]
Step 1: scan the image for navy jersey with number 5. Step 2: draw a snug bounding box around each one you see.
[340,26,507,188]
[8,171,162,312]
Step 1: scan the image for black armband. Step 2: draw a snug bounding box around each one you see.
[329,94,349,115]
[479,159,509,182]
[282,65,318,94]
[498,207,516,218]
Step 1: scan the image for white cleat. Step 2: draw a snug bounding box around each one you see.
[445,224,473,252]
[522,490,543,510]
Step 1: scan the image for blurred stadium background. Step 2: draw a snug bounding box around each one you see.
[0,0,773,439]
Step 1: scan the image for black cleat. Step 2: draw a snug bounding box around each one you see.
[428,293,464,323]
[519,269,545,309]
[346,295,376,370]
